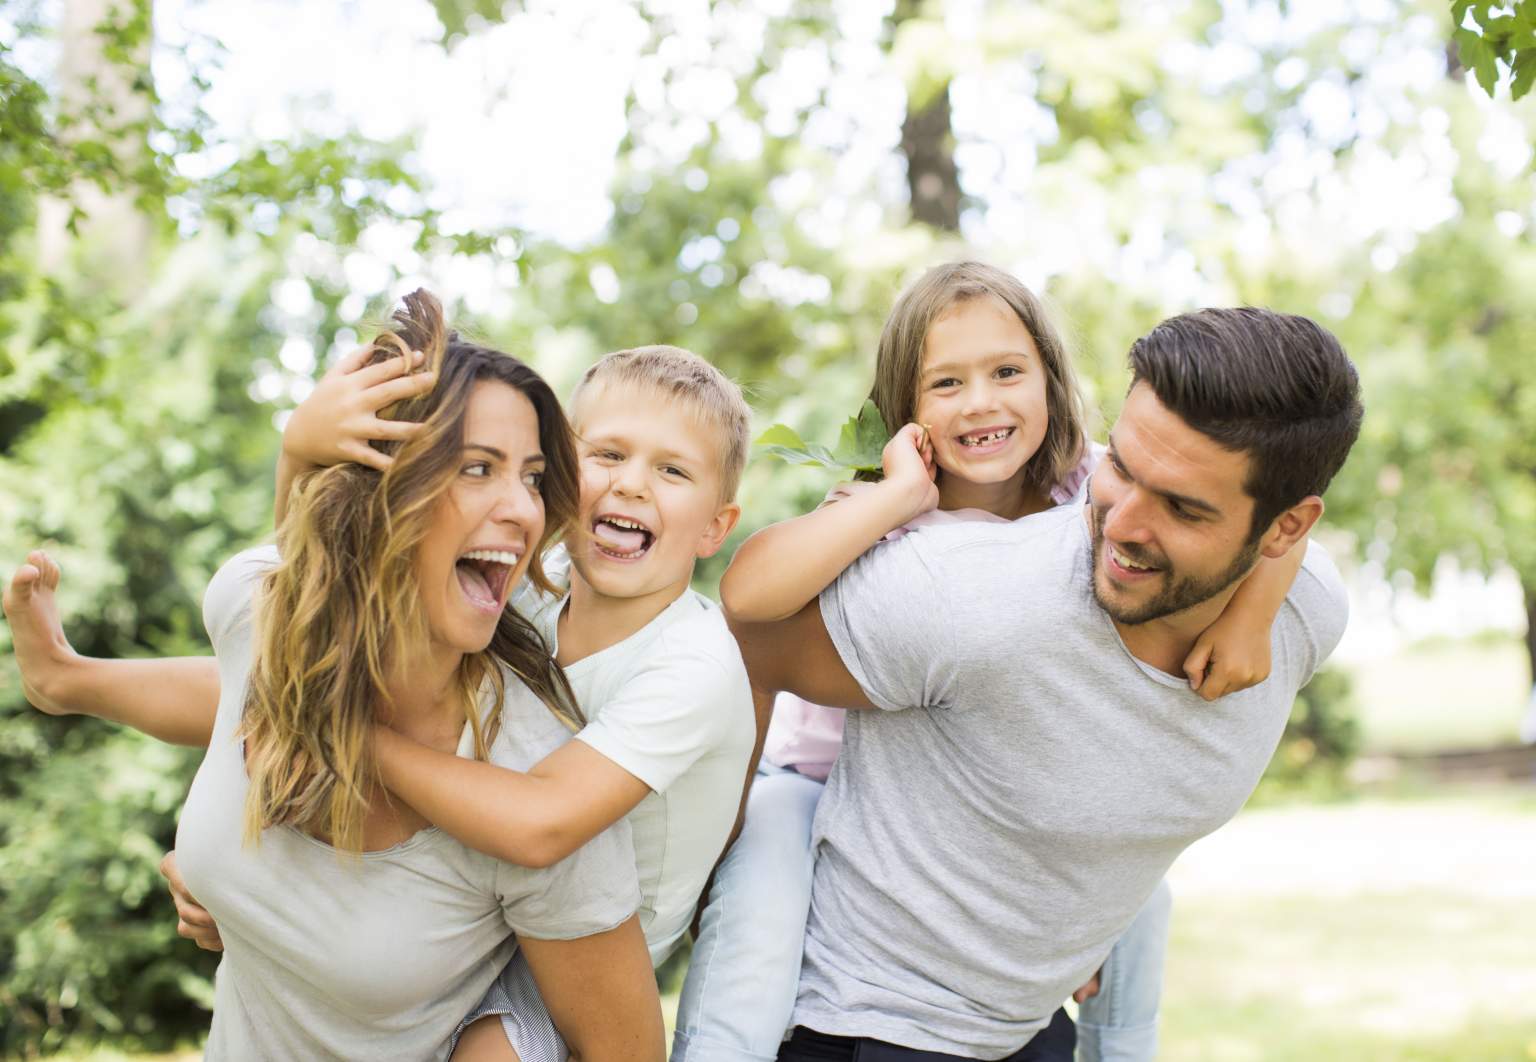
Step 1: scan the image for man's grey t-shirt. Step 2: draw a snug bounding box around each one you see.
[797,504,1347,1058]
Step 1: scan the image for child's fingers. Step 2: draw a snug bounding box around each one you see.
[363,417,426,442]
[330,345,375,376]
[27,549,60,591]
[362,370,436,410]
[352,349,427,388]
[1182,642,1210,691]
[342,441,393,472]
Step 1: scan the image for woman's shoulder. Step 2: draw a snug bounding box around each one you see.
[203,544,278,651]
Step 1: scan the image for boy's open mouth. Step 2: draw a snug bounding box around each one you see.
[592,514,655,561]
[958,426,1015,448]
[456,549,519,610]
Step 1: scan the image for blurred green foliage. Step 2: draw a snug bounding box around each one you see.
[1,0,1534,1051]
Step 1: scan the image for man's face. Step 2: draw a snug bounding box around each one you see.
[1088,382,1262,625]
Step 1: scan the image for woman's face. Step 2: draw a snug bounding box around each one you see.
[415,380,547,657]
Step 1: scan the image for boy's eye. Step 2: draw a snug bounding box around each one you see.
[660,464,691,479]
[590,449,622,462]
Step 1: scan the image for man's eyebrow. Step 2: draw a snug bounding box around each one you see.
[1105,437,1221,516]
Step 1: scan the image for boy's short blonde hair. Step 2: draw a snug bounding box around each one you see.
[572,345,751,502]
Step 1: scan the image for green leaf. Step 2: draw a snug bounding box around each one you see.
[755,422,809,450]
[1512,51,1536,99]
[831,399,892,472]
[1456,27,1500,96]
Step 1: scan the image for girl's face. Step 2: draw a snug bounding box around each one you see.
[415,380,547,657]
[913,295,1051,492]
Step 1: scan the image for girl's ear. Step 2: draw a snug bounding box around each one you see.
[695,502,742,559]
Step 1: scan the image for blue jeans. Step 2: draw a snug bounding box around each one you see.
[672,764,1171,1062]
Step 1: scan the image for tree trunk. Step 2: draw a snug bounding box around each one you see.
[889,0,961,233]
[38,0,154,278]
[901,84,962,232]
[1524,580,1536,690]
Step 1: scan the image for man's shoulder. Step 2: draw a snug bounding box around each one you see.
[875,502,1085,579]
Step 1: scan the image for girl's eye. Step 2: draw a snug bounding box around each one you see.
[929,377,961,390]
[996,365,1022,379]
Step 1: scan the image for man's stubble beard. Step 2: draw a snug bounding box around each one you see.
[1088,501,1261,626]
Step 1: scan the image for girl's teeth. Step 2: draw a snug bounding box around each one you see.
[961,429,1012,446]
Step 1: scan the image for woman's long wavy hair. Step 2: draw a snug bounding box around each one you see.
[239,290,583,853]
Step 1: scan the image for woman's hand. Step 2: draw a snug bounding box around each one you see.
[160,850,223,952]
[283,345,436,474]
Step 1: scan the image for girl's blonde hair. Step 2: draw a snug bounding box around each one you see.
[240,290,583,853]
[868,261,1087,496]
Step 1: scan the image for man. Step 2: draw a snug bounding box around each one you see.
[728,307,1364,1061]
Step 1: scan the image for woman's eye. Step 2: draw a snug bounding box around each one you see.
[523,470,544,491]
[463,462,491,478]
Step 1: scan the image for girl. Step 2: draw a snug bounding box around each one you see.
[3,292,664,1061]
[674,262,1299,1062]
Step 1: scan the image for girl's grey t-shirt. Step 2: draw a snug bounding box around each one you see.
[175,548,640,1061]
[800,505,1348,1058]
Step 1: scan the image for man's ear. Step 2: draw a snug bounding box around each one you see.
[1259,495,1323,559]
[695,502,742,560]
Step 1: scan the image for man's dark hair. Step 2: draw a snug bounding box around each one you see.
[1128,307,1364,538]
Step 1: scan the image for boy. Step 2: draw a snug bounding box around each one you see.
[4,343,758,1056]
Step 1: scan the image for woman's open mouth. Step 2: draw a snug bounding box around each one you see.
[592,514,655,562]
[455,549,520,613]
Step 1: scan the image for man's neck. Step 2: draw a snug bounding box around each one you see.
[557,571,689,667]
[1112,588,1238,678]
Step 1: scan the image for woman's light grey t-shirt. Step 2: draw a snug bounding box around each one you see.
[799,505,1348,1058]
[175,548,640,1061]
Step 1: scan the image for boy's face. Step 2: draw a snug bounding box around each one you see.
[569,382,740,605]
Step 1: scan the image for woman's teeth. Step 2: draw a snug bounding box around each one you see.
[461,549,521,566]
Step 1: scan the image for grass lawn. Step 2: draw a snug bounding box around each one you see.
[1155,787,1536,1061]
[1348,636,1529,754]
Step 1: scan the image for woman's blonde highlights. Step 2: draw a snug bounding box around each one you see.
[239,291,583,853]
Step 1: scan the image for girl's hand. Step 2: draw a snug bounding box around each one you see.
[283,346,436,473]
[2,550,81,716]
[1182,617,1272,701]
[880,422,939,519]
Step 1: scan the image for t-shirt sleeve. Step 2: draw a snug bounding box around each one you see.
[818,532,959,712]
[497,818,641,941]
[574,632,749,794]
[202,545,278,652]
[1274,539,1350,687]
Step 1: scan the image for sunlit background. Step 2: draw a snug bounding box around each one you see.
[2,0,1534,1058]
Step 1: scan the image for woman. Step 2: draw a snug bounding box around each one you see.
[3,292,664,1060]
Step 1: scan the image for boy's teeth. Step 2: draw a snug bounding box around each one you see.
[603,516,647,532]
[462,549,521,565]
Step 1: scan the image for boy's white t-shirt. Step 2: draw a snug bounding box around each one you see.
[518,548,756,965]
[177,548,640,1061]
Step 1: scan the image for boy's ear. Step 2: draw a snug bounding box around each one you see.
[695,502,742,560]
[1259,495,1322,559]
